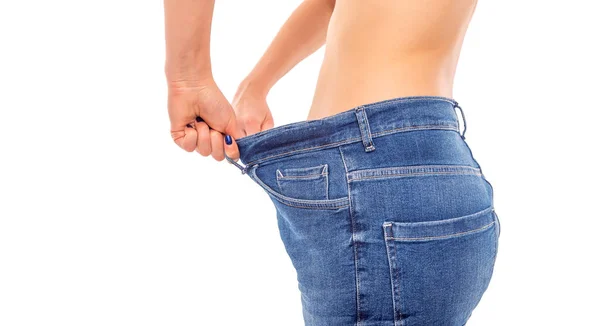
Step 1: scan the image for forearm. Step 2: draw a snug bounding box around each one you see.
[241,0,335,97]
[163,0,215,85]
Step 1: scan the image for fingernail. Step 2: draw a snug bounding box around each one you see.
[225,134,232,145]
[186,123,193,128]
[195,116,204,123]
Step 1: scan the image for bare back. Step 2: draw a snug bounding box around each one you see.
[308,0,478,120]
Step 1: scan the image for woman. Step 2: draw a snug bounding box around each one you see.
[173,0,499,324]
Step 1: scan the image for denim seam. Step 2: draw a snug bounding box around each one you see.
[360,96,458,110]
[324,164,329,200]
[349,164,481,175]
[268,198,348,210]
[348,165,483,181]
[249,165,348,209]
[246,137,360,167]
[276,174,327,180]
[370,124,459,138]
[362,108,376,151]
[382,224,403,325]
[278,164,327,175]
[355,106,376,152]
[243,124,459,166]
[266,193,349,210]
[235,96,458,145]
[390,206,494,227]
[338,146,362,325]
[355,107,369,151]
[349,171,482,182]
[384,220,495,241]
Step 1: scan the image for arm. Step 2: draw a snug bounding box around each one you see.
[164,0,213,84]
[238,0,336,97]
[232,0,336,136]
[164,0,243,161]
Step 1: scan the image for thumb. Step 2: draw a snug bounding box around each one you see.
[224,134,240,162]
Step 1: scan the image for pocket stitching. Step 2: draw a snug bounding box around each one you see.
[276,164,327,178]
[382,206,495,241]
[384,220,494,241]
[275,164,329,200]
[249,165,347,209]
[276,174,327,180]
[382,206,497,324]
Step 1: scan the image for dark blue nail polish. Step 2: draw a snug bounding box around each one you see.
[225,134,232,145]
[195,116,203,122]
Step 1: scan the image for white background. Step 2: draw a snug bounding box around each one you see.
[1,1,598,325]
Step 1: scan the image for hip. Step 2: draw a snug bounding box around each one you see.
[229,95,495,213]
[226,95,500,325]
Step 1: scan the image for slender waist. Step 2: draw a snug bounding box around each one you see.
[308,55,455,120]
[235,96,464,170]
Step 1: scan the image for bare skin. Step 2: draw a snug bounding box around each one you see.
[233,0,477,133]
[164,0,477,163]
[163,0,243,162]
[308,0,478,119]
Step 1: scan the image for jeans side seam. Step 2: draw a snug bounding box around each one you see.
[382,224,403,326]
[325,164,329,200]
[339,146,362,326]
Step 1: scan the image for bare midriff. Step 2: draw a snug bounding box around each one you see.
[307,0,478,120]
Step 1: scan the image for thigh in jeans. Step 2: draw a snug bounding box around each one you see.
[233,97,501,325]
[344,128,500,325]
[246,147,358,325]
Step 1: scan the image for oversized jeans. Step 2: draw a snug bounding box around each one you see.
[225,96,501,326]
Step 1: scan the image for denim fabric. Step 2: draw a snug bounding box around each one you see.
[226,96,500,326]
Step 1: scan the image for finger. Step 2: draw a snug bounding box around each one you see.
[224,134,240,162]
[209,129,225,161]
[195,121,211,156]
[171,124,198,152]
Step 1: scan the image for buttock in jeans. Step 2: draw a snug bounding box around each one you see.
[225,96,501,326]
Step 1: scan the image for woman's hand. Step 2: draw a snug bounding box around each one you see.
[232,80,274,137]
[168,78,243,162]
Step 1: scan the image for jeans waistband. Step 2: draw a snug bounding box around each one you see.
[226,96,467,174]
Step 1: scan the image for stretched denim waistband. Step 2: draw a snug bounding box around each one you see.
[226,96,467,174]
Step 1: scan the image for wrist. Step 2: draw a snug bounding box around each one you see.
[165,54,213,86]
[166,72,214,93]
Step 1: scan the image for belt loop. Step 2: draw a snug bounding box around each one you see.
[453,102,467,140]
[354,105,376,152]
[225,154,249,174]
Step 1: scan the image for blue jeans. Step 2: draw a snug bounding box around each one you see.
[226,96,501,326]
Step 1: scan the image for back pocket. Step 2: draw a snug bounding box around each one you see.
[382,206,499,324]
[276,164,329,200]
